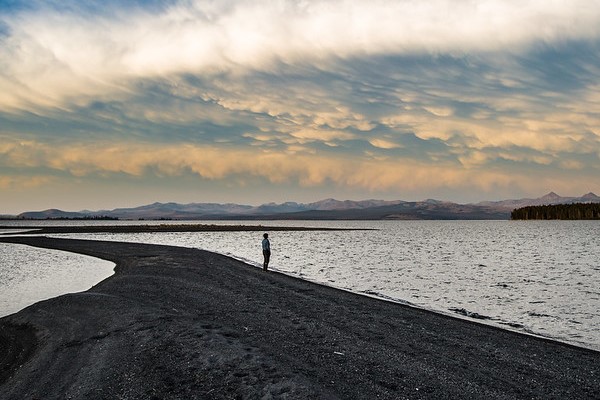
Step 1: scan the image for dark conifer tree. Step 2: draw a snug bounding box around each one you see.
[511,203,600,220]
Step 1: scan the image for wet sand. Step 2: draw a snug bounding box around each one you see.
[0,235,598,399]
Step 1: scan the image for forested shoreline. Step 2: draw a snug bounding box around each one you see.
[511,203,600,220]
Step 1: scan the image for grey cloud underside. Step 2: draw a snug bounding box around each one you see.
[3,40,599,167]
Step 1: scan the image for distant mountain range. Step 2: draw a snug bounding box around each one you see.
[9,192,600,221]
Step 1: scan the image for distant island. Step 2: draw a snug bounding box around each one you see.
[511,203,600,220]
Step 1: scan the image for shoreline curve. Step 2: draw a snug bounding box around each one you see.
[0,235,598,399]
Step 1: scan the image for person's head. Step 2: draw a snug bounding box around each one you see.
[263,233,268,239]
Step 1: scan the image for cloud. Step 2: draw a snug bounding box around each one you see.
[2,0,600,110]
[368,138,402,149]
[1,138,597,198]
[0,174,54,190]
[1,1,600,209]
[289,129,356,144]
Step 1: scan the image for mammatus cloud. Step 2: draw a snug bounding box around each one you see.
[1,0,600,211]
[2,0,600,109]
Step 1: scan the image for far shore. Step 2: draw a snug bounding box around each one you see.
[0,235,598,399]
[0,223,373,235]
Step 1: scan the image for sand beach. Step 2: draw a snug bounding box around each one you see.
[0,234,598,399]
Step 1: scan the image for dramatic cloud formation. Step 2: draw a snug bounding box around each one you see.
[3,0,600,108]
[1,0,599,213]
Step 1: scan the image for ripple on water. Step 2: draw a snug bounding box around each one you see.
[2,220,599,351]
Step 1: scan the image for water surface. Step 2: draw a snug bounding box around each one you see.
[1,220,598,351]
[0,242,115,318]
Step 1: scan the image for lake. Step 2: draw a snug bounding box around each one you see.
[1,220,599,351]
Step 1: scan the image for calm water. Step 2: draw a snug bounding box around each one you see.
[1,220,599,351]
[0,241,115,317]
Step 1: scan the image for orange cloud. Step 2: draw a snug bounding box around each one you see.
[0,175,55,190]
[2,139,596,197]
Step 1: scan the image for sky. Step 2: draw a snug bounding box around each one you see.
[1,0,600,214]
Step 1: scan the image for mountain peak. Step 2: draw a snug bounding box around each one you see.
[542,191,560,198]
[423,198,443,204]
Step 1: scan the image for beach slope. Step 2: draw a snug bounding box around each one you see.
[0,236,598,399]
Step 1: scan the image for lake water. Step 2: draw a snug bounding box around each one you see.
[1,220,599,351]
[0,240,115,317]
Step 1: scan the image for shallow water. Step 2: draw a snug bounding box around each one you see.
[1,220,599,351]
[0,242,115,318]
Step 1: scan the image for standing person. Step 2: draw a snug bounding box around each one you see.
[262,233,271,271]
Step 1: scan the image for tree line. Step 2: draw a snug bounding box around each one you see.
[511,203,600,220]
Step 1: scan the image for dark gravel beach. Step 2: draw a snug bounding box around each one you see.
[0,235,598,399]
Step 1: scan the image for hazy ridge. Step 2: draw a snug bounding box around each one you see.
[8,192,600,220]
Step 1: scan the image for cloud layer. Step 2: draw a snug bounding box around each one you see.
[3,0,600,109]
[1,0,600,212]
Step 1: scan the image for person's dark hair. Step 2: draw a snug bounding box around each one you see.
[263,233,268,238]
